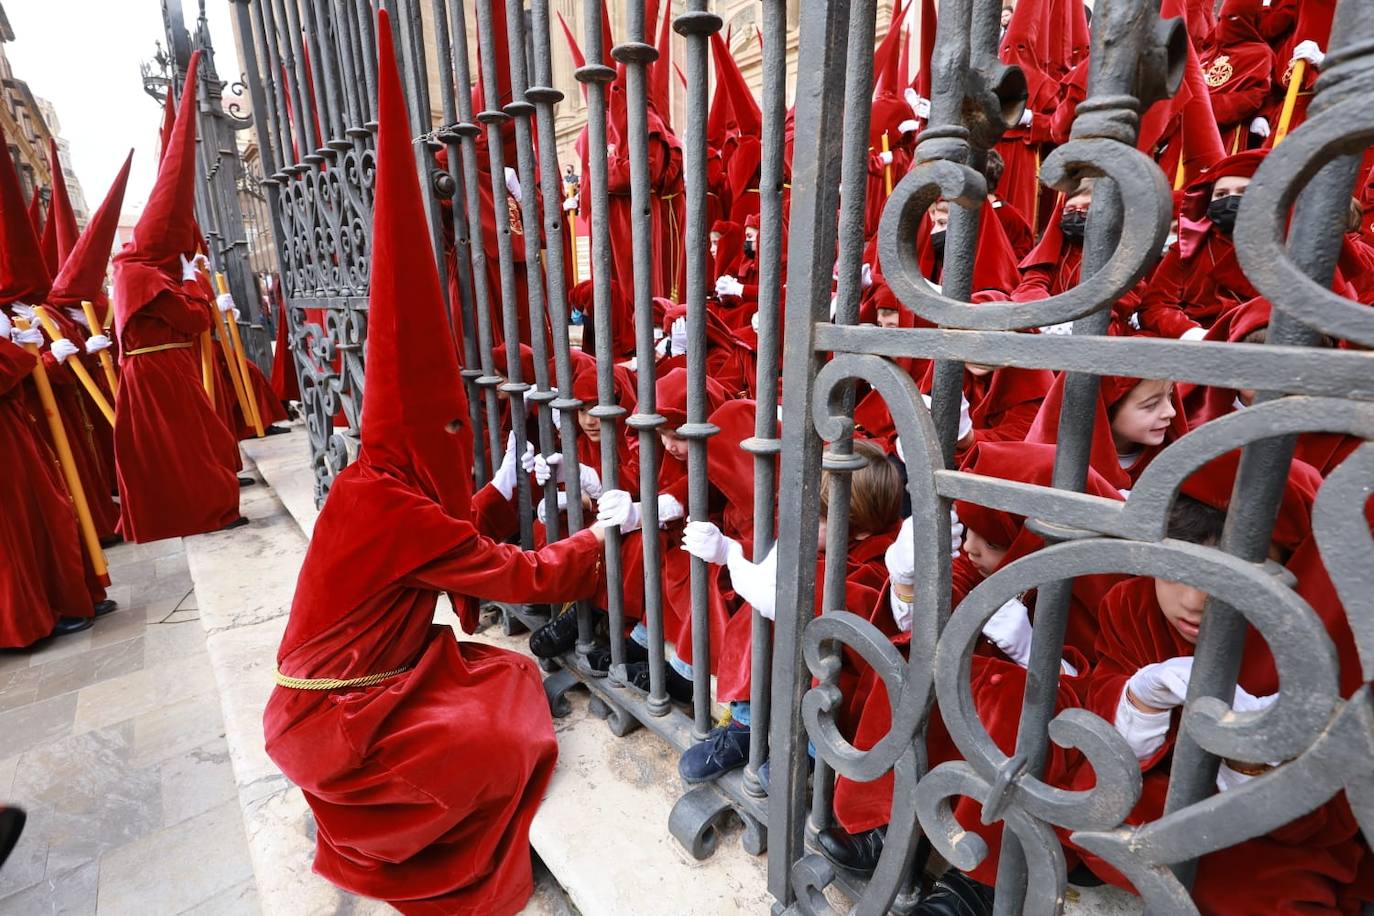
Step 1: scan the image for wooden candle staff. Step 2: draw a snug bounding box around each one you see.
[32,307,115,426]
[213,272,265,438]
[13,317,109,583]
[80,300,119,396]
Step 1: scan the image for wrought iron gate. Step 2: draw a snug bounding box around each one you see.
[154,0,276,370]
[230,0,1374,912]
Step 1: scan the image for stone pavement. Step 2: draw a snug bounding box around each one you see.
[0,535,256,915]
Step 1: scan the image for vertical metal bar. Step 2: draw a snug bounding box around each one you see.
[579,0,629,678]
[676,0,723,741]
[615,1,670,717]
[275,0,321,169]
[767,0,852,903]
[741,0,788,799]
[450,0,505,487]
[429,0,490,486]
[474,0,535,549]
[246,0,293,180]
[806,0,880,836]
[297,0,334,157]
[354,0,380,125]
[528,0,596,655]
[331,0,365,131]
[307,0,347,144]
[503,0,563,544]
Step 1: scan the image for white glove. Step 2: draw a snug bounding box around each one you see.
[889,589,914,634]
[533,452,560,486]
[657,494,685,524]
[1249,116,1271,138]
[578,463,604,500]
[216,292,236,314]
[493,432,533,501]
[180,253,200,282]
[596,489,641,532]
[682,520,742,566]
[11,304,36,323]
[860,262,873,289]
[949,507,965,558]
[0,311,10,338]
[727,541,779,620]
[537,491,568,524]
[885,515,916,587]
[1180,326,1208,342]
[897,118,919,135]
[1215,762,1256,793]
[562,194,579,212]
[877,150,894,166]
[982,596,1034,667]
[1126,657,1195,711]
[65,307,89,328]
[668,316,688,356]
[1292,40,1324,68]
[1113,689,1173,760]
[192,252,210,273]
[1040,321,1074,336]
[521,446,540,476]
[904,87,920,110]
[11,325,43,347]
[957,393,973,443]
[504,166,522,202]
[1018,108,1033,128]
[715,275,745,298]
[50,338,80,364]
[85,334,112,354]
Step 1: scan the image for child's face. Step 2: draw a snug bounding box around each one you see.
[578,408,601,442]
[963,527,1009,577]
[1154,577,1209,643]
[1111,379,1176,452]
[660,430,689,463]
[876,307,900,329]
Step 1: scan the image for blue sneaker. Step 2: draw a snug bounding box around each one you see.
[678,722,750,784]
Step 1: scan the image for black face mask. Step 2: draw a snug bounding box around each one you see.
[1207,194,1243,236]
[743,240,756,259]
[1059,209,1088,242]
[929,229,946,260]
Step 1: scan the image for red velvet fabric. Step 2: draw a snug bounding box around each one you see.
[264,14,608,914]
[0,337,94,646]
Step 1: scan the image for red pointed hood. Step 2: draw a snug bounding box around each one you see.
[873,0,908,98]
[649,0,674,127]
[46,138,81,268]
[709,31,761,139]
[25,187,43,239]
[912,0,937,101]
[49,150,133,308]
[355,8,474,521]
[39,198,59,274]
[113,52,203,334]
[0,121,52,307]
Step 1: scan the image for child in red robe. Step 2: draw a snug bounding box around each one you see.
[1068,457,1369,914]
[263,16,610,914]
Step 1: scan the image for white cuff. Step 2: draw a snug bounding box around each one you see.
[1113,691,1171,761]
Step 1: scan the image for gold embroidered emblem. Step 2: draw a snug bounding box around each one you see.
[507,196,524,235]
[1205,54,1234,88]
[1281,57,1298,88]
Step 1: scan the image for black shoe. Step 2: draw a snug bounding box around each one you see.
[0,807,26,869]
[264,424,292,436]
[93,600,118,617]
[586,636,649,674]
[678,722,750,784]
[529,608,579,659]
[622,660,695,704]
[219,516,250,532]
[817,825,886,873]
[51,616,94,637]
[238,476,258,487]
[99,533,124,548]
[912,870,994,916]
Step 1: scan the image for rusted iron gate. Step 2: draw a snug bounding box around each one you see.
[158,0,276,370]
[232,0,1374,912]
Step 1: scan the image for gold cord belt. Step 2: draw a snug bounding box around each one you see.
[125,342,194,357]
[273,664,413,690]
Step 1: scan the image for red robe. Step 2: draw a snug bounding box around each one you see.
[265,473,605,915]
[1070,577,1366,912]
[113,286,241,542]
[1200,10,1274,154]
[0,337,94,646]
